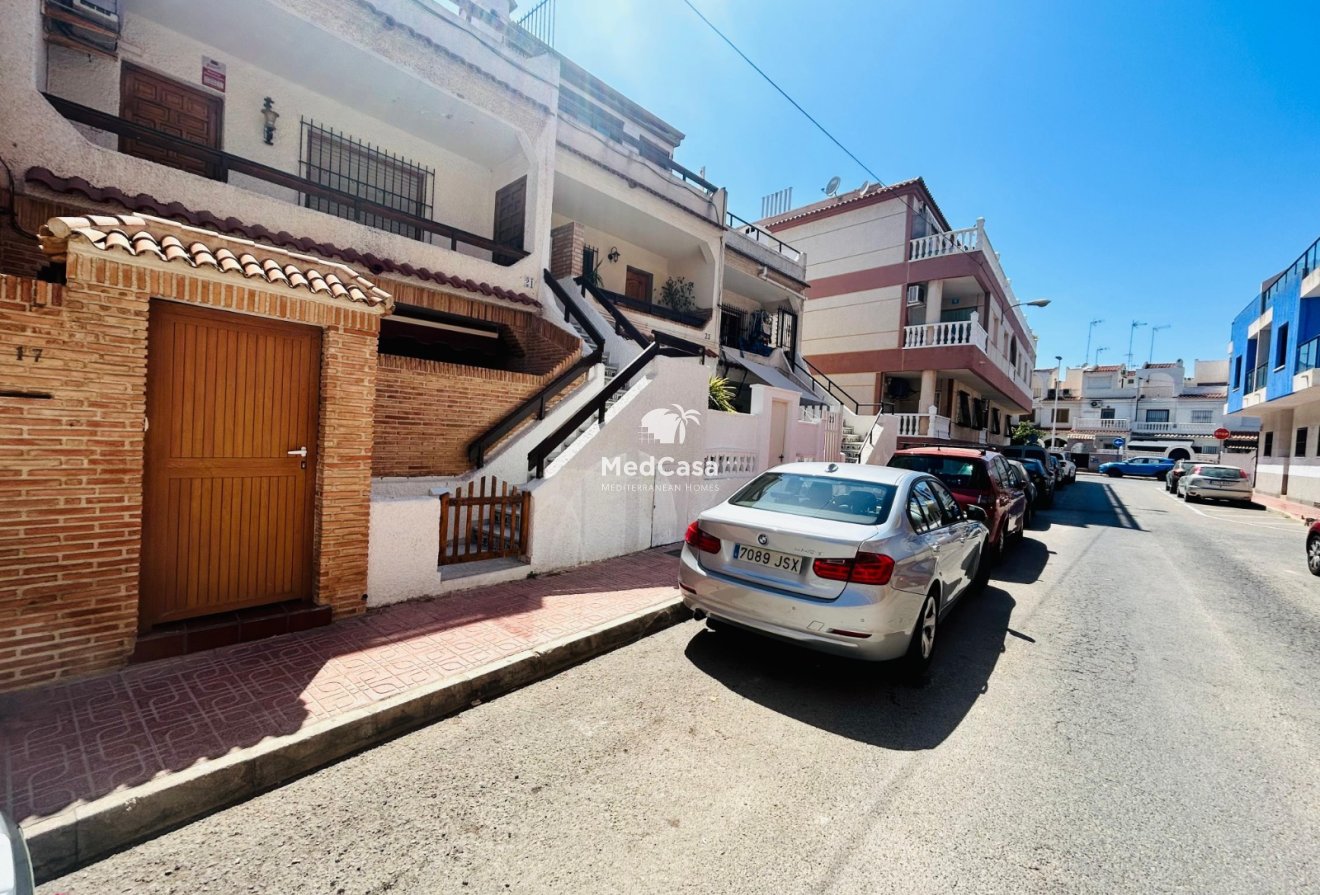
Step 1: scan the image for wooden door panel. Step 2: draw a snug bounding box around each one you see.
[141,302,320,628]
[120,63,222,179]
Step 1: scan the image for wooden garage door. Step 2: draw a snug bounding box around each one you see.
[120,63,223,179]
[140,302,320,628]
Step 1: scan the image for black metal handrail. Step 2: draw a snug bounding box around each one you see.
[579,279,649,346]
[526,327,706,478]
[725,211,801,258]
[528,342,658,478]
[580,279,711,329]
[468,271,605,468]
[788,355,867,414]
[43,93,529,266]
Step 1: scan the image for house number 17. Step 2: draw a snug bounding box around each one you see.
[16,346,44,362]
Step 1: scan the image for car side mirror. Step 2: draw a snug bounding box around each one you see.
[965,505,988,523]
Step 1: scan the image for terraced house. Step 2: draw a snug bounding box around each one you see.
[760,179,1039,457]
[1225,234,1320,504]
[0,0,845,690]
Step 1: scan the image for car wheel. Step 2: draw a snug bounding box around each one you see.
[1307,535,1320,577]
[903,591,939,677]
[1107,469,1123,477]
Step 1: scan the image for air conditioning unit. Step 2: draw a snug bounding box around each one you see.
[52,0,120,28]
[906,284,925,306]
[1090,400,1102,408]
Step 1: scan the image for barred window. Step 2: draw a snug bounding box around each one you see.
[301,119,434,239]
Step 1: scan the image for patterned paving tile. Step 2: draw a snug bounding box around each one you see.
[2,547,680,823]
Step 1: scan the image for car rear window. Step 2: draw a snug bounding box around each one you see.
[729,473,897,525]
[1022,459,1047,476]
[1196,466,1241,479]
[888,455,991,491]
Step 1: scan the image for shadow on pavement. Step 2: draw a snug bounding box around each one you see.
[1048,480,1145,530]
[683,585,1016,751]
[992,536,1053,584]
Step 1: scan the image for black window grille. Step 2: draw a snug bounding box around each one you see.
[300,119,435,240]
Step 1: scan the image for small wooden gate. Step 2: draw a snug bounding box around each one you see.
[438,476,530,565]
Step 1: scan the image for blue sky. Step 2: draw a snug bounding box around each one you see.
[548,0,1320,372]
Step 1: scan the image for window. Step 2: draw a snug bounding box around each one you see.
[888,454,991,491]
[1100,407,1116,420]
[927,479,964,524]
[1052,407,1071,425]
[1010,336,1018,366]
[909,481,946,532]
[582,245,599,281]
[956,392,973,427]
[1297,428,1309,457]
[1276,323,1289,369]
[1191,409,1213,423]
[301,120,433,239]
[1145,409,1170,423]
[730,473,897,525]
[1233,356,1243,389]
[1264,432,1274,456]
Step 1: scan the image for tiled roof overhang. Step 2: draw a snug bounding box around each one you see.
[25,167,540,308]
[39,212,394,307]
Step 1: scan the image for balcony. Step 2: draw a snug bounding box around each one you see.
[908,218,1030,338]
[1131,421,1218,435]
[902,318,988,350]
[724,212,806,282]
[43,95,528,267]
[895,413,952,439]
[1072,418,1131,432]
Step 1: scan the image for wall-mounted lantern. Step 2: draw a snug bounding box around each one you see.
[261,97,279,145]
[607,246,620,264]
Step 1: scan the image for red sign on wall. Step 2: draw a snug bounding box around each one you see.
[202,56,226,92]
[1214,427,1231,440]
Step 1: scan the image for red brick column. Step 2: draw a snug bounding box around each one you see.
[549,221,584,280]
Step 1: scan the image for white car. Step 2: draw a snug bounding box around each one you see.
[1049,451,1077,484]
[1177,464,1252,503]
[678,462,989,674]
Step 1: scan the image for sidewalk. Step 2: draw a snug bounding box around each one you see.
[1250,490,1318,524]
[1,546,687,880]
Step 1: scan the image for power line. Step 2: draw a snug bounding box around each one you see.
[678,0,883,186]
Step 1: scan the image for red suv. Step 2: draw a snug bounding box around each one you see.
[888,447,1028,560]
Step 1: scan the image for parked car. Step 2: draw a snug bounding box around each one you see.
[1000,444,1065,488]
[2,810,35,895]
[888,446,1028,560]
[1005,459,1037,525]
[1165,459,1192,493]
[1021,458,1055,509]
[1098,456,1176,478]
[678,462,989,673]
[1306,520,1320,576]
[1049,451,1078,484]
[1177,464,1252,503]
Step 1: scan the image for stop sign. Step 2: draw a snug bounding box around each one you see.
[1214,427,1231,440]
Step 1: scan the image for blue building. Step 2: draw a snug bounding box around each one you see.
[1226,235,1320,502]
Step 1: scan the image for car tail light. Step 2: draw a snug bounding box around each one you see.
[1239,469,1249,479]
[684,521,721,554]
[812,552,894,585]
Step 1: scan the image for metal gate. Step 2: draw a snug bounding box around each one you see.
[438,476,530,565]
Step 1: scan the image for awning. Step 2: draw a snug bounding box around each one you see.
[721,349,829,406]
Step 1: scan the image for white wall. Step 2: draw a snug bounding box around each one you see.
[780,197,909,279]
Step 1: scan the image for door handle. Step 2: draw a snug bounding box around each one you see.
[287,446,308,458]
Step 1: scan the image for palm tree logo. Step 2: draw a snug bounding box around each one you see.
[640,404,701,445]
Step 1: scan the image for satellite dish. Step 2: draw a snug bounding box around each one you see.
[823,176,840,197]
[857,180,871,197]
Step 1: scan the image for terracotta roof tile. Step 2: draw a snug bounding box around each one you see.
[1089,364,1123,372]
[38,213,392,308]
[1144,362,1180,368]
[25,166,540,308]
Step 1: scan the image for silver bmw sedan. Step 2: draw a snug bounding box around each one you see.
[679,462,989,673]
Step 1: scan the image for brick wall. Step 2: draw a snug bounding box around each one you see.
[549,221,584,280]
[372,350,580,477]
[0,245,385,691]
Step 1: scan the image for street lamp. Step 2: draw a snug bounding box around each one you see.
[1126,320,1148,369]
[1148,324,1171,365]
[1010,299,1051,309]
[1050,354,1063,449]
[1084,319,1103,369]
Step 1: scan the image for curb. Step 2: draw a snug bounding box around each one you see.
[26,599,691,883]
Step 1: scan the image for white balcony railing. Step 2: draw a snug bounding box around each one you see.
[1132,421,1219,435]
[903,316,989,350]
[894,412,952,438]
[1072,418,1130,431]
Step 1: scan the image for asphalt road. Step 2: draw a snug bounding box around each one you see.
[42,475,1320,894]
